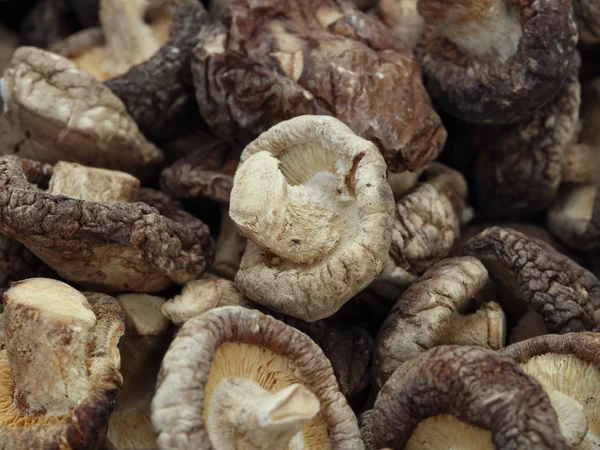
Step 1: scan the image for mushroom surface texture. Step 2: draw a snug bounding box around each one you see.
[229,115,395,321]
[0,47,164,178]
[0,277,125,448]
[192,0,447,172]
[574,0,600,43]
[416,0,578,124]
[373,0,425,49]
[462,226,600,333]
[151,306,364,449]
[502,332,600,448]
[0,156,215,292]
[374,256,506,388]
[53,0,210,140]
[368,345,567,450]
[211,206,247,280]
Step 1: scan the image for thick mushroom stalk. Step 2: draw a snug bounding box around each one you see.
[4,278,96,416]
[230,116,394,321]
[208,381,319,450]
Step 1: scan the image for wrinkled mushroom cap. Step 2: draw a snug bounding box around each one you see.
[151,306,364,449]
[230,115,394,321]
[0,47,164,178]
[0,156,214,292]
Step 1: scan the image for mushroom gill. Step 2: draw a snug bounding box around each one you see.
[407,415,492,450]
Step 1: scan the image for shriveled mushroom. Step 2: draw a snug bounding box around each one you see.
[366,345,570,449]
[462,226,600,332]
[502,332,600,448]
[374,257,506,388]
[193,0,446,172]
[373,0,425,48]
[0,25,18,74]
[574,0,600,44]
[0,47,163,177]
[0,156,214,292]
[108,293,170,450]
[416,0,578,124]
[151,306,364,449]
[0,278,124,448]
[370,163,468,301]
[229,115,394,321]
[53,0,209,140]
[212,207,246,280]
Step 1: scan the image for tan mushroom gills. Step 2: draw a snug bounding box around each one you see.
[417,0,522,63]
[230,142,359,265]
[47,162,141,203]
[204,342,331,449]
[437,302,506,349]
[553,184,597,222]
[406,414,493,450]
[521,353,600,448]
[3,278,96,416]
[561,144,599,184]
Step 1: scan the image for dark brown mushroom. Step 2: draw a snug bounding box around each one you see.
[0,156,214,293]
[416,0,578,124]
[367,346,567,449]
[192,0,446,172]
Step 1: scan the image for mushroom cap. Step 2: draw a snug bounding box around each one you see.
[370,345,567,449]
[374,256,494,388]
[416,0,578,124]
[192,0,446,172]
[0,156,214,292]
[230,115,394,321]
[151,306,364,450]
[502,332,600,446]
[462,226,599,333]
[159,141,239,203]
[473,57,581,215]
[0,290,125,449]
[0,47,164,178]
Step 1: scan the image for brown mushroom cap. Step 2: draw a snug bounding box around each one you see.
[574,0,600,43]
[0,280,125,449]
[416,0,578,124]
[502,332,600,447]
[0,156,214,292]
[151,306,364,449]
[192,0,446,172]
[369,345,567,450]
[473,57,581,215]
[374,257,505,388]
[53,0,209,140]
[0,47,163,178]
[462,226,599,332]
[230,115,394,321]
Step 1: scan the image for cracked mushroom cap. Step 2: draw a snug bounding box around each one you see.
[0,156,214,293]
[367,345,568,450]
[192,0,446,172]
[159,141,240,203]
[0,278,125,449]
[373,0,425,49]
[473,57,582,216]
[416,0,578,124]
[462,226,600,333]
[574,0,600,43]
[0,47,163,178]
[151,306,364,450]
[502,332,600,448]
[53,0,209,140]
[374,257,506,388]
[229,115,394,322]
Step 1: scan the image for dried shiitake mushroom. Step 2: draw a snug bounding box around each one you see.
[151,306,364,449]
[0,47,163,178]
[0,278,124,448]
[374,257,505,388]
[193,0,446,172]
[229,115,394,321]
[0,156,214,293]
[373,0,424,49]
[365,346,568,450]
[463,226,600,332]
[53,0,209,140]
[503,332,600,448]
[416,0,578,124]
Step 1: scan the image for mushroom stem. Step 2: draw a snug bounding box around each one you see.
[208,379,320,450]
[547,389,588,447]
[418,0,522,62]
[440,302,506,349]
[3,278,97,416]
